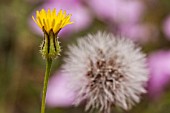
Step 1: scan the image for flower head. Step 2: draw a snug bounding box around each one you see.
[32,8,73,34]
[63,32,148,113]
[30,1,92,37]
[32,8,73,59]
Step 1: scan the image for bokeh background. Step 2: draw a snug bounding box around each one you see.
[1,0,170,113]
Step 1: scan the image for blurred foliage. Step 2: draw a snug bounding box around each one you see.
[0,0,170,113]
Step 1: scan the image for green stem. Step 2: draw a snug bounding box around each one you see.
[41,58,52,113]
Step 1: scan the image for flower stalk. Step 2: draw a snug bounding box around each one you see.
[41,58,52,113]
[32,8,73,113]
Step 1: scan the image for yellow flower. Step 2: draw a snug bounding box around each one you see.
[32,9,73,59]
[32,8,73,34]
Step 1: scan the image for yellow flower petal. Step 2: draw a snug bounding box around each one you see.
[32,8,73,34]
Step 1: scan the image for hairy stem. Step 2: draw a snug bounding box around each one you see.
[41,58,52,113]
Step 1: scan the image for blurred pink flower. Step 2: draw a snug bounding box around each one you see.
[84,0,144,25]
[148,50,170,99]
[29,0,93,37]
[83,0,152,43]
[118,23,158,43]
[46,71,75,107]
[163,15,170,40]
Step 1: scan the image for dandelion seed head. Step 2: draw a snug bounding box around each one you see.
[63,32,148,113]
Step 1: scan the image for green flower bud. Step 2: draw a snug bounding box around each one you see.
[40,29,61,59]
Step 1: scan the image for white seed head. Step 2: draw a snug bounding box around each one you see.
[62,31,148,113]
